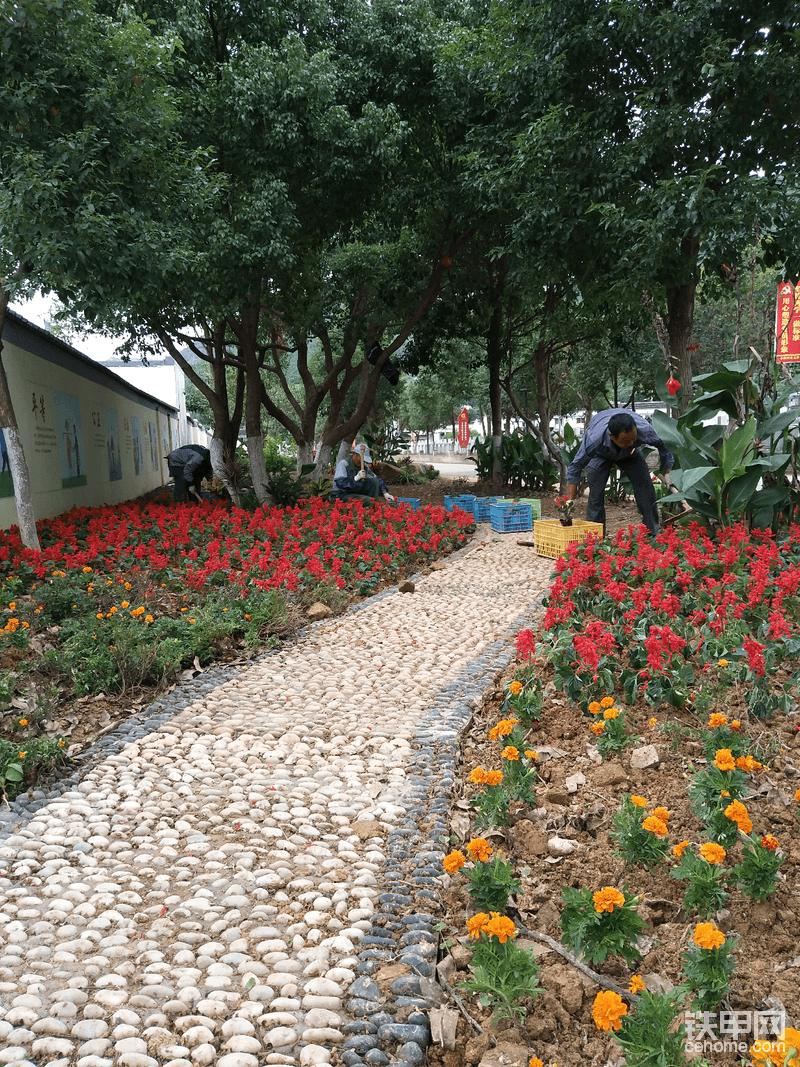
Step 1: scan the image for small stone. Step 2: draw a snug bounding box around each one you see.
[630,745,661,770]
[565,771,586,793]
[593,761,627,787]
[302,1028,344,1045]
[299,1047,331,1065]
[265,1026,298,1048]
[306,603,332,621]
[398,581,415,593]
[215,1055,259,1067]
[547,836,577,856]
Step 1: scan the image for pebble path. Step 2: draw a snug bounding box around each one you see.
[0,531,554,1067]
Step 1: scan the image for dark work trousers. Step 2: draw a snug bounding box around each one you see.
[585,451,660,536]
[168,463,196,503]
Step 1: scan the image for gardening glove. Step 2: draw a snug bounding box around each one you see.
[383,492,394,502]
[354,470,366,482]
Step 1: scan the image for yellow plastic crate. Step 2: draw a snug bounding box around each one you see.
[533,518,604,557]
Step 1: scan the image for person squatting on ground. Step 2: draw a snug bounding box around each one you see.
[565,409,673,536]
[333,443,395,503]
[166,444,213,503]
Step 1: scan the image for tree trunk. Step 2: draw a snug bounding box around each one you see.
[297,441,314,470]
[0,283,40,551]
[312,442,333,479]
[487,284,504,493]
[665,233,700,413]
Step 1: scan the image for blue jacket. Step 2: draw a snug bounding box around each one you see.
[566,409,673,484]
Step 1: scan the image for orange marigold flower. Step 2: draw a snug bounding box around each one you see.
[466,913,490,939]
[736,754,763,772]
[82,566,93,573]
[121,600,130,609]
[700,842,726,865]
[720,789,730,797]
[724,799,753,834]
[485,769,504,786]
[714,748,735,771]
[630,795,648,808]
[629,974,645,994]
[603,707,619,720]
[509,680,523,695]
[592,990,627,1032]
[131,606,145,617]
[144,614,154,623]
[761,834,779,851]
[18,718,28,727]
[795,788,800,803]
[590,721,605,735]
[466,838,492,862]
[524,750,537,760]
[600,696,615,708]
[750,1029,800,1067]
[18,751,26,759]
[708,713,728,728]
[588,701,602,714]
[443,851,466,874]
[648,717,657,727]
[642,815,669,837]
[730,720,741,730]
[58,739,65,747]
[693,922,725,950]
[718,658,728,667]
[529,1059,544,1067]
[652,807,670,822]
[483,913,516,943]
[470,767,489,785]
[672,840,689,858]
[501,745,520,761]
[593,886,625,914]
[95,612,104,620]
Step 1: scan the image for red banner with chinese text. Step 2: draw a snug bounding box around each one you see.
[776,282,800,363]
[457,408,470,448]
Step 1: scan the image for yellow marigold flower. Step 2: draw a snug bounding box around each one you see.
[588,701,602,714]
[592,886,625,914]
[724,799,752,834]
[501,745,520,761]
[18,718,27,727]
[708,712,728,728]
[600,696,615,708]
[652,807,670,822]
[483,913,516,943]
[144,614,154,623]
[648,717,657,727]
[443,851,466,874]
[8,601,15,610]
[19,751,26,759]
[718,658,728,667]
[590,721,605,735]
[629,974,645,994]
[592,990,627,1032]
[603,707,619,720]
[466,838,492,863]
[714,748,735,772]
[730,720,741,730]
[485,770,503,786]
[470,767,489,785]
[529,1059,544,1067]
[720,789,730,797]
[642,815,669,837]
[672,840,689,858]
[82,566,93,573]
[692,922,725,950]
[466,913,490,939]
[524,750,537,760]
[509,680,523,695]
[121,601,130,609]
[699,842,726,865]
[630,795,648,808]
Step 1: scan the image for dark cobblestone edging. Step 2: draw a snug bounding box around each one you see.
[341,606,545,1067]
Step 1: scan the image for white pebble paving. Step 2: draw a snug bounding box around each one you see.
[0,533,551,1060]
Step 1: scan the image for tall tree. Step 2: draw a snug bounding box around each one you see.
[1,0,193,547]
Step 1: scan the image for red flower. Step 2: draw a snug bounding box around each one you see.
[666,376,682,395]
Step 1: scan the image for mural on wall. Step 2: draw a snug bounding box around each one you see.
[148,421,159,472]
[0,428,12,499]
[131,416,142,476]
[54,390,87,489]
[105,407,122,482]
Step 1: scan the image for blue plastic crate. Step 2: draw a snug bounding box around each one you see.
[396,497,421,510]
[471,496,499,522]
[444,494,476,512]
[489,502,533,533]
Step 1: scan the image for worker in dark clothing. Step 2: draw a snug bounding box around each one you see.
[167,444,212,502]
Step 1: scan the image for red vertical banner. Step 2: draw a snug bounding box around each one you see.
[776,282,800,363]
[457,408,470,448]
